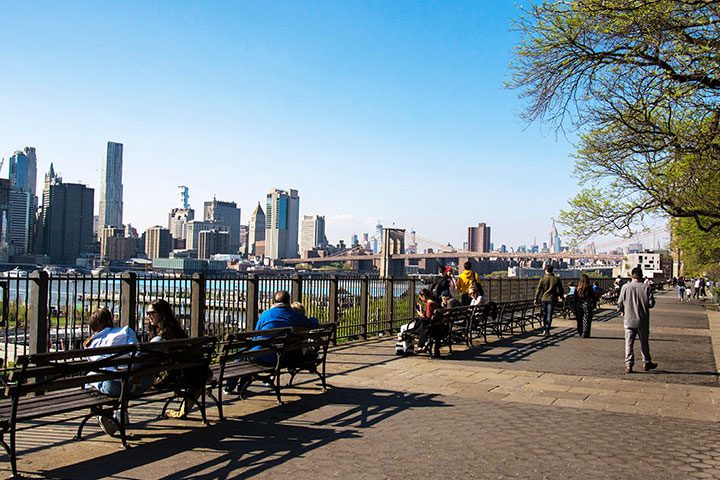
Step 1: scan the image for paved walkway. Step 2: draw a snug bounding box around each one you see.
[4,291,720,479]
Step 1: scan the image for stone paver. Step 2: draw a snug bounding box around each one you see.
[2,291,719,479]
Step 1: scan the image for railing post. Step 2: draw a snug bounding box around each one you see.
[385,276,394,333]
[359,275,368,340]
[247,274,259,331]
[499,278,504,303]
[28,271,49,355]
[328,276,338,324]
[328,276,338,345]
[120,272,137,330]
[291,274,302,304]
[408,279,416,319]
[190,273,206,337]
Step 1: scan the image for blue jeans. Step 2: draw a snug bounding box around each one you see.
[90,374,155,398]
[541,301,555,333]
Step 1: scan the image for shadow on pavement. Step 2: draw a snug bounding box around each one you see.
[455,328,577,363]
[39,386,448,479]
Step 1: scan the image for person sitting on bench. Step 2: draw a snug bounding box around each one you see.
[224,291,319,393]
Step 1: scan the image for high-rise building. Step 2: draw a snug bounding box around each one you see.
[299,215,327,256]
[100,226,141,262]
[248,203,265,256]
[168,207,195,241]
[8,148,38,255]
[467,223,491,252]
[9,147,37,196]
[178,185,190,209]
[145,226,170,259]
[198,229,230,259]
[0,179,10,249]
[238,225,249,253]
[8,190,35,256]
[265,188,299,259]
[186,220,229,250]
[203,197,241,253]
[549,219,561,253]
[99,141,123,228]
[37,173,94,265]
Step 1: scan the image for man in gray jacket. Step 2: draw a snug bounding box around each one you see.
[617,267,657,373]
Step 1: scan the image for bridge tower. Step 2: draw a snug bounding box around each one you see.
[380,228,405,278]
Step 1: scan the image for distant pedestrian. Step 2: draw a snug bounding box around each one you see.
[573,274,596,338]
[534,265,564,337]
[677,278,685,302]
[617,267,657,373]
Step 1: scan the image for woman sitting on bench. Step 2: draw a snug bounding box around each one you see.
[396,288,439,355]
[146,299,209,418]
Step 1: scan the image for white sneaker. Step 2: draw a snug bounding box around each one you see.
[97,415,118,436]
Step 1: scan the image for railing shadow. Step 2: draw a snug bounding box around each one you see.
[36,386,447,480]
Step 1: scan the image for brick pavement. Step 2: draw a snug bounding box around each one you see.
[3,291,719,479]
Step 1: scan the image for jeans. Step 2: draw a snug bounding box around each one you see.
[541,301,555,333]
[625,326,651,366]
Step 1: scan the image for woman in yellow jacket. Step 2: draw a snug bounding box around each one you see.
[455,261,481,305]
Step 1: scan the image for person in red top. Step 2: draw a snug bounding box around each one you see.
[396,288,439,355]
[414,288,440,353]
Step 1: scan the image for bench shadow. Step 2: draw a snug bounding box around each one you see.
[449,328,577,364]
[36,386,447,479]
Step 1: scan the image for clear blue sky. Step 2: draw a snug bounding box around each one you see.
[0,1,655,251]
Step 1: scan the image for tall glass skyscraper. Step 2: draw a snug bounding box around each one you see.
[9,147,37,196]
[99,141,123,228]
[265,188,299,259]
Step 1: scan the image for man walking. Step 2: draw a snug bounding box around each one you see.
[534,265,564,337]
[617,267,657,373]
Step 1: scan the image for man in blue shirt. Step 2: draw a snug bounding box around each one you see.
[225,290,319,393]
[256,290,319,331]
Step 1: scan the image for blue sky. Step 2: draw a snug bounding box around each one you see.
[0,1,655,251]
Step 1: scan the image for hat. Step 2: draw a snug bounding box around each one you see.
[440,291,451,298]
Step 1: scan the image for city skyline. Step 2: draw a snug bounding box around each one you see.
[0,3,669,251]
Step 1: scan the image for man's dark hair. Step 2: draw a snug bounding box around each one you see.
[631,267,643,278]
[438,265,446,274]
[545,265,554,273]
[274,290,291,304]
[463,261,472,270]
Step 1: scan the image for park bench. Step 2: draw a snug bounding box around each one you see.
[0,344,138,478]
[284,323,337,390]
[207,323,337,421]
[126,336,217,423]
[468,302,498,345]
[419,306,474,358]
[207,327,290,421]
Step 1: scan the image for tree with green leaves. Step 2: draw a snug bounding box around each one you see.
[672,217,720,277]
[509,0,720,241]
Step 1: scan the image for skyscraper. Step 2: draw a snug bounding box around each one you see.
[9,147,37,196]
[467,223,491,252]
[99,141,123,228]
[265,188,299,260]
[203,197,241,253]
[198,229,230,259]
[8,148,38,256]
[37,173,94,265]
[248,203,265,256]
[549,219,561,253]
[299,215,327,256]
[145,226,170,259]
